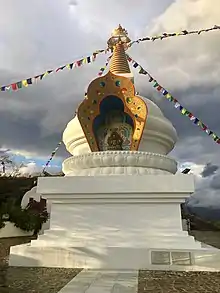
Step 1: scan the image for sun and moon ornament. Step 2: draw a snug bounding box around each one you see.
[107,24,131,51]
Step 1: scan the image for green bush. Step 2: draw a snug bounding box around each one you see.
[0,201,49,234]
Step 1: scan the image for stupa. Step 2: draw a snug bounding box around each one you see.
[9,25,220,271]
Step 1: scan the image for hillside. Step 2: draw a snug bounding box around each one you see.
[181,203,220,231]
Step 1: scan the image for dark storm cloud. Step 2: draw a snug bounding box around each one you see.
[201,163,219,178]
[210,174,220,190]
[0,68,81,157]
[0,56,111,159]
[138,83,220,165]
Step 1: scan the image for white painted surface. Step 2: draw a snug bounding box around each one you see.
[9,163,220,271]
[9,245,220,271]
[49,203,183,232]
[9,173,204,268]
[35,174,196,250]
[37,174,194,196]
[62,151,177,176]
[0,222,33,238]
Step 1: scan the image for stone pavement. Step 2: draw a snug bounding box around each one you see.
[58,269,138,293]
[58,269,220,293]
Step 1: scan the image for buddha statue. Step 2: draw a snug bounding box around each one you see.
[96,109,133,151]
[106,129,123,151]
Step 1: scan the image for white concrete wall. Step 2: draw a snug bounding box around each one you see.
[50,203,182,233]
[36,175,195,248]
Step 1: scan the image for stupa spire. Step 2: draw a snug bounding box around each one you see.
[109,42,131,74]
[107,24,133,80]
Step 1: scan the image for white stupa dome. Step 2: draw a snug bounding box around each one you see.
[63,96,177,157]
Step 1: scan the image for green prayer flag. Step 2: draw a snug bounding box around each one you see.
[17,81,22,89]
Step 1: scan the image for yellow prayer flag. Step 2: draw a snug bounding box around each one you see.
[66,64,70,69]
[166,93,171,99]
[83,58,87,64]
[22,80,28,87]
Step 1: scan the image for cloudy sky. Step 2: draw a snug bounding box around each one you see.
[0,0,220,206]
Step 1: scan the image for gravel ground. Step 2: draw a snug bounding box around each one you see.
[0,237,82,293]
[138,270,220,293]
[2,234,220,292]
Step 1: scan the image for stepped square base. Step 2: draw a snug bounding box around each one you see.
[9,245,220,271]
[9,174,220,271]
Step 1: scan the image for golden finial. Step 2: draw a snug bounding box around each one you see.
[107,24,131,51]
[109,43,131,74]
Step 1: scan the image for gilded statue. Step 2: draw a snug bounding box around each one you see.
[107,130,123,150]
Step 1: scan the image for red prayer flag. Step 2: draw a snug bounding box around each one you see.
[11,83,18,91]
[157,85,162,91]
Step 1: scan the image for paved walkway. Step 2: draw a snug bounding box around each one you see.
[58,269,138,293]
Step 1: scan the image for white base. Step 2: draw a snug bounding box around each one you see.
[9,244,220,271]
[9,174,220,271]
[29,230,200,247]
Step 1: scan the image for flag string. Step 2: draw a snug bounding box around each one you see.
[42,141,62,174]
[129,24,220,46]
[126,54,220,144]
[0,48,110,92]
[42,55,112,175]
[1,25,219,93]
[98,54,112,76]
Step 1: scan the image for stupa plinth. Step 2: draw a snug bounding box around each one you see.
[9,25,220,271]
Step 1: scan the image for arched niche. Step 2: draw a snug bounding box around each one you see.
[93,96,134,151]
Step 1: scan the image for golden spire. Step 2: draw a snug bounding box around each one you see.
[107,24,131,51]
[107,25,131,75]
[109,42,131,74]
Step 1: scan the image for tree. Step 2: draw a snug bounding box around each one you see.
[0,150,25,177]
[0,153,13,175]
[10,162,27,177]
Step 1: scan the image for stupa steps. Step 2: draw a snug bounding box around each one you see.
[32,229,199,248]
[11,243,219,270]
[42,229,190,237]
[29,236,201,249]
